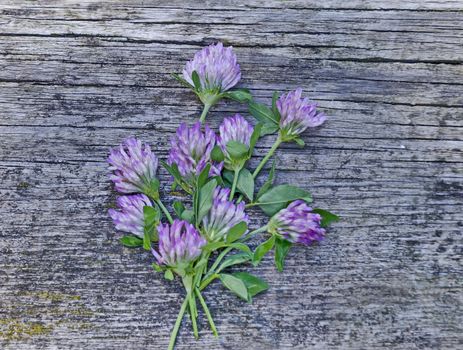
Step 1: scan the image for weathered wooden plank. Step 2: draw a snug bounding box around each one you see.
[1,0,463,11]
[0,1,462,350]
[1,8,462,62]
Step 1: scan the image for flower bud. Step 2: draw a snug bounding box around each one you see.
[202,187,249,242]
[277,88,326,140]
[269,200,325,245]
[152,219,206,268]
[168,122,223,182]
[108,137,158,194]
[108,194,152,237]
[218,114,254,170]
[183,42,241,102]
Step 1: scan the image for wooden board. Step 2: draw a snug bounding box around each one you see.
[0,1,462,349]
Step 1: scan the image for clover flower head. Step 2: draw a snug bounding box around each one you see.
[218,114,254,170]
[183,42,241,94]
[108,194,152,237]
[108,137,158,194]
[168,122,222,181]
[277,88,326,139]
[202,186,249,242]
[269,200,325,245]
[152,219,206,267]
[218,114,254,160]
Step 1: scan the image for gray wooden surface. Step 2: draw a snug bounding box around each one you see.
[1,1,462,349]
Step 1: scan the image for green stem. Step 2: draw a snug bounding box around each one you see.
[156,199,173,224]
[168,295,189,350]
[244,202,257,208]
[189,294,199,339]
[209,247,233,273]
[199,103,211,123]
[195,288,218,337]
[193,251,210,287]
[252,137,282,179]
[199,273,219,291]
[247,199,298,208]
[200,225,269,289]
[242,225,268,242]
[229,168,240,200]
[181,275,198,339]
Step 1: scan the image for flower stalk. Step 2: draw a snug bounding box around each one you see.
[155,198,174,224]
[199,103,211,123]
[195,288,218,337]
[252,136,282,179]
[168,295,189,350]
[229,168,240,200]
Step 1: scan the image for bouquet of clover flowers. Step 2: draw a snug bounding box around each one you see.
[107,42,339,349]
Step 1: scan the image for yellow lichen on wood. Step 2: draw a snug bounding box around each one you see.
[0,319,53,340]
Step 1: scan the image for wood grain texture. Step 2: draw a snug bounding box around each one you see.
[0,1,462,349]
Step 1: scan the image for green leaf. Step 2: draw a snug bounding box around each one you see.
[164,269,174,281]
[248,123,262,156]
[160,160,185,188]
[181,209,194,223]
[173,201,185,218]
[144,205,160,241]
[229,242,252,255]
[152,263,163,272]
[149,178,160,192]
[253,235,275,265]
[203,241,252,255]
[237,168,254,201]
[143,230,151,250]
[119,235,143,248]
[222,88,253,103]
[312,208,340,227]
[226,221,248,243]
[171,180,178,191]
[294,137,305,147]
[144,205,160,227]
[256,184,312,216]
[260,123,279,136]
[226,141,249,161]
[256,159,276,199]
[211,145,225,162]
[144,178,160,199]
[211,175,224,187]
[274,237,292,272]
[217,253,252,273]
[219,273,249,301]
[172,73,193,88]
[272,91,281,122]
[197,163,211,188]
[248,101,279,126]
[191,70,201,91]
[197,179,217,223]
[233,272,268,299]
[203,241,227,252]
[223,169,254,201]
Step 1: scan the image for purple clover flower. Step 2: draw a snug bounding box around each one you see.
[108,137,158,194]
[218,114,254,169]
[152,219,206,267]
[269,200,325,245]
[202,186,249,242]
[183,42,241,94]
[108,194,152,237]
[168,122,222,181]
[277,88,326,139]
